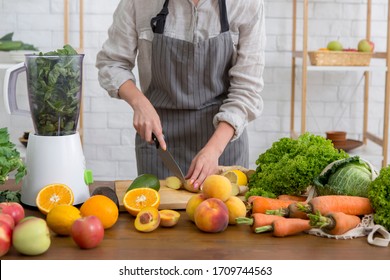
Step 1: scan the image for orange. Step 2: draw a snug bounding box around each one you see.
[80,195,119,229]
[46,204,81,236]
[123,187,160,217]
[36,183,74,215]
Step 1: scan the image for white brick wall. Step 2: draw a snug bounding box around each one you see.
[0,0,389,181]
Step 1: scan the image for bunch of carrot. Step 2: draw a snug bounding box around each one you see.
[237,194,373,237]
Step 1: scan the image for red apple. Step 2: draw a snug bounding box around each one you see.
[71,216,104,249]
[0,202,25,224]
[0,221,12,257]
[0,213,15,230]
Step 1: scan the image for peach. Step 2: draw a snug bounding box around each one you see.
[202,175,232,202]
[224,196,248,225]
[159,209,180,227]
[194,198,229,233]
[185,193,206,222]
[134,207,160,233]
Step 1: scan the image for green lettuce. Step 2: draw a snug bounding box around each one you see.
[247,132,349,198]
[368,167,390,230]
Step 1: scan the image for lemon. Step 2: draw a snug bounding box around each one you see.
[222,169,248,186]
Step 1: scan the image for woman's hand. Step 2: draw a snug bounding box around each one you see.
[186,146,220,190]
[186,121,235,189]
[118,80,166,149]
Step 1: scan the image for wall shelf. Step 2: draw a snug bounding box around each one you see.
[291,0,390,167]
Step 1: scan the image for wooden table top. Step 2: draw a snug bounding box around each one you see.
[1,180,389,260]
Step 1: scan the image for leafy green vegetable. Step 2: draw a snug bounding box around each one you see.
[247,132,349,198]
[0,128,27,185]
[367,167,390,230]
[313,156,375,197]
[0,190,21,203]
[0,32,38,51]
[27,44,83,136]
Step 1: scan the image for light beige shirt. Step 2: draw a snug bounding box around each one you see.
[96,0,265,139]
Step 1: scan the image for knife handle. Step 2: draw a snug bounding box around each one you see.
[152,133,160,149]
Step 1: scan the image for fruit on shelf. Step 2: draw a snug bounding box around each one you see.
[358,39,375,52]
[71,216,104,249]
[327,40,343,51]
[194,198,229,233]
[343,48,358,52]
[12,216,51,255]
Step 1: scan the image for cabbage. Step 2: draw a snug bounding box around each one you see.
[313,156,376,197]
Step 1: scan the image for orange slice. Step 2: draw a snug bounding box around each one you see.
[123,187,160,217]
[36,183,74,215]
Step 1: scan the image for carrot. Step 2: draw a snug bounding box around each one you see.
[308,211,361,235]
[296,195,373,216]
[277,194,307,202]
[236,213,285,232]
[255,218,312,237]
[266,202,309,219]
[250,196,296,214]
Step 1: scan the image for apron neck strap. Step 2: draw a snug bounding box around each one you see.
[151,0,170,34]
[151,0,230,34]
[218,0,229,33]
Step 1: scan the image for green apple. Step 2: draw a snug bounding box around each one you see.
[327,40,343,51]
[358,39,374,52]
[12,216,51,255]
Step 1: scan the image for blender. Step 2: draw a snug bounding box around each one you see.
[3,52,92,206]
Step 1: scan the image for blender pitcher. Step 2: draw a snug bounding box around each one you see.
[3,53,92,206]
[4,54,84,136]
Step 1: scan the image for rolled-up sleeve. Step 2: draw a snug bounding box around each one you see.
[213,0,265,140]
[95,0,138,99]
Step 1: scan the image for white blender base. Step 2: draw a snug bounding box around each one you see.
[21,132,90,206]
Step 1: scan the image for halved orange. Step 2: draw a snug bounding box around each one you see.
[36,183,74,215]
[123,187,160,217]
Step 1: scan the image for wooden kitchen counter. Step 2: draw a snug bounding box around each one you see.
[1,180,389,260]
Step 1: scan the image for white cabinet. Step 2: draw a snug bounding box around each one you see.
[291,0,390,167]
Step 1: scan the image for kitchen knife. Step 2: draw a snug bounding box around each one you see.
[152,133,187,186]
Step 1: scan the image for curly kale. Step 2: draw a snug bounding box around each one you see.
[368,167,390,230]
[246,132,349,198]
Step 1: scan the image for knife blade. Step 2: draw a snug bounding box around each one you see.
[152,134,187,186]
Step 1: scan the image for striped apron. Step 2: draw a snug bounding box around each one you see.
[135,0,249,178]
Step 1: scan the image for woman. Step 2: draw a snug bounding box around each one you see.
[96,0,265,189]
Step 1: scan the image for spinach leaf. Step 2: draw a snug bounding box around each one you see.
[27,44,83,136]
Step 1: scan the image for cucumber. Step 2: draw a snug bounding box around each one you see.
[127,174,160,192]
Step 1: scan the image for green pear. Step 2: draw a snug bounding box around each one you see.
[327,40,343,51]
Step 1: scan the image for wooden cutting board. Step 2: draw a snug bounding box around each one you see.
[114,180,196,212]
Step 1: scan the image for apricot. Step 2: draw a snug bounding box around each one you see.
[185,193,206,222]
[159,209,180,227]
[134,206,160,233]
[194,198,229,233]
[224,196,247,225]
[202,175,232,202]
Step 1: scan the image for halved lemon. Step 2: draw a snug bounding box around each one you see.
[123,187,160,217]
[36,183,74,215]
[222,169,248,186]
